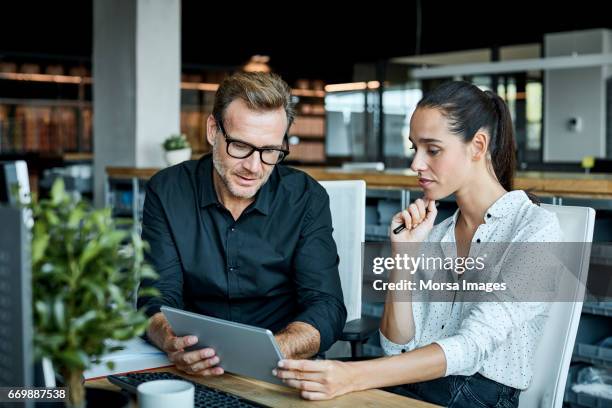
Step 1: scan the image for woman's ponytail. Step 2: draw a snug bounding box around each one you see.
[486,92,515,193]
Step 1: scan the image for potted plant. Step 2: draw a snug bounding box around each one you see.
[163,133,192,166]
[31,180,158,407]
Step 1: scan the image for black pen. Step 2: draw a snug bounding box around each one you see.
[393,201,439,234]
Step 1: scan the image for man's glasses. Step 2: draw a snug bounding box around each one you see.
[217,120,289,165]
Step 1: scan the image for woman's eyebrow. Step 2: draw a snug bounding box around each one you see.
[409,137,443,144]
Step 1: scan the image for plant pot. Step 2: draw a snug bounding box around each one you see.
[164,148,192,166]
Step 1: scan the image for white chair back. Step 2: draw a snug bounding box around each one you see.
[319,180,366,322]
[519,204,595,408]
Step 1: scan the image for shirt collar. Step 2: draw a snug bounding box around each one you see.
[248,171,275,216]
[449,190,529,226]
[198,154,219,208]
[198,153,276,216]
[484,190,528,221]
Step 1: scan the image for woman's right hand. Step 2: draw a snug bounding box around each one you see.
[390,198,437,244]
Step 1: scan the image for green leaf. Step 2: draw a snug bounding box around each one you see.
[67,206,84,229]
[107,284,125,306]
[139,265,159,280]
[110,328,136,341]
[81,280,105,305]
[71,310,98,330]
[137,287,160,299]
[53,297,65,330]
[59,350,90,370]
[32,234,50,265]
[44,209,60,226]
[78,241,103,271]
[37,334,65,352]
[50,179,66,205]
[105,230,128,249]
[34,300,50,327]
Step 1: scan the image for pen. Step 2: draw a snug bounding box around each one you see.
[393,201,439,234]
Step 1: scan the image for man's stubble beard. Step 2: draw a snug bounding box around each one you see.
[212,141,272,199]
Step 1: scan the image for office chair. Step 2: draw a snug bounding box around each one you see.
[519,204,595,408]
[319,180,379,358]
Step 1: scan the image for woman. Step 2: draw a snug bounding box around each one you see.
[273,81,562,407]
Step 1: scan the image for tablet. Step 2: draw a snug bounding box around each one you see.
[161,306,285,385]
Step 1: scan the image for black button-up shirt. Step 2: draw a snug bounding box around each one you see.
[138,154,347,352]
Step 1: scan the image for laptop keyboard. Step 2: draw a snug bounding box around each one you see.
[108,371,268,408]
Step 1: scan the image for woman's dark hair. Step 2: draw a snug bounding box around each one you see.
[417,81,539,204]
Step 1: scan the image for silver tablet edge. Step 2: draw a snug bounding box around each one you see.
[161,305,285,359]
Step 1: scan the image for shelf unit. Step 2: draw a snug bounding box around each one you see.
[1,68,328,163]
[565,364,612,408]
[286,89,327,164]
[0,71,93,155]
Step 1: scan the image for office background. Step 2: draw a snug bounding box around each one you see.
[1,1,612,407]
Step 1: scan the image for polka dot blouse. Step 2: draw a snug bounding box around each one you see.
[380,190,563,390]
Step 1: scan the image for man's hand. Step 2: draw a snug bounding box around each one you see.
[163,335,223,376]
[147,312,224,376]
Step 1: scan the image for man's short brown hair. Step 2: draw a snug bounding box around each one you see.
[212,72,295,131]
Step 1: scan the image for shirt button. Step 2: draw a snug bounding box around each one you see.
[487,213,491,218]
[229,267,234,271]
[230,227,235,232]
[476,239,481,243]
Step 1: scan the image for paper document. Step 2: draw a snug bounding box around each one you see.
[84,337,171,379]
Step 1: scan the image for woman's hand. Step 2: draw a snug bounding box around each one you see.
[273,359,357,400]
[390,198,437,244]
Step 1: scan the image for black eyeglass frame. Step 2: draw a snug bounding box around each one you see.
[216,119,290,165]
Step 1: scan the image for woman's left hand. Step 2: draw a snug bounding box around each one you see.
[273,359,357,400]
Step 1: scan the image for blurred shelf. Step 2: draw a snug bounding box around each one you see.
[63,152,92,161]
[0,72,91,84]
[572,343,612,368]
[0,97,91,108]
[291,89,325,98]
[0,72,325,98]
[565,388,612,408]
[295,113,326,118]
[290,135,325,141]
[180,82,219,92]
[583,303,612,317]
[39,175,92,194]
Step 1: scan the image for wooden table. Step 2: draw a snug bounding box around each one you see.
[106,166,612,199]
[87,367,439,407]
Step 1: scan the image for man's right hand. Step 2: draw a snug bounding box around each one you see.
[147,312,224,376]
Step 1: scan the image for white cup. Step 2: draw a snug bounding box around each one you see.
[137,379,194,408]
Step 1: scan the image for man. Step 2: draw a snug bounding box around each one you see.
[138,72,347,377]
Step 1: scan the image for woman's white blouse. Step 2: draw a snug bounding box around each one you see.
[380,190,563,389]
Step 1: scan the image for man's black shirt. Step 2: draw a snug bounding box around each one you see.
[138,154,347,352]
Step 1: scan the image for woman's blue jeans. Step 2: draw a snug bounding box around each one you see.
[385,373,521,408]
